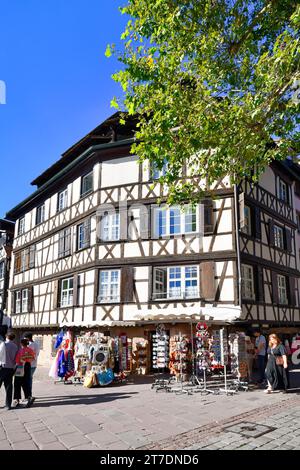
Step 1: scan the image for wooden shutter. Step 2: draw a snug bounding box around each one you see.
[203,199,214,234]
[200,261,215,300]
[271,271,279,304]
[65,228,71,256]
[121,266,134,302]
[58,231,64,257]
[94,270,100,304]
[268,219,275,246]
[14,252,21,274]
[28,286,34,313]
[29,245,36,269]
[255,266,264,302]
[151,204,159,239]
[288,277,296,306]
[285,228,292,252]
[239,192,245,228]
[52,280,59,309]
[254,207,261,239]
[73,274,79,307]
[11,291,15,314]
[119,208,128,240]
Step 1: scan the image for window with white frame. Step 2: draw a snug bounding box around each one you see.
[274,224,285,249]
[150,159,168,180]
[81,171,93,196]
[18,217,25,236]
[153,205,198,237]
[153,265,199,300]
[101,213,120,241]
[57,189,68,212]
[278,179,288,203]
[241,264,255,300]
[15,289,29,313]
[36,204,45,225]
[241,205,252,235]
[58,228,72,258]
[98,270,120,303]
[60,277,73,307]
[0,262,4,280]
[278,275,288,304]
[77,219,91,250]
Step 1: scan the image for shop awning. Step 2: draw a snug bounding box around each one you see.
[58,320,136,328]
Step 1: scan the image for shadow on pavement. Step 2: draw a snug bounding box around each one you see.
[18,392,138,408]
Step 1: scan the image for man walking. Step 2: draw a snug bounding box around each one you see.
[254,329,267,385]
[24,332,40,400]
[0,332,18,410]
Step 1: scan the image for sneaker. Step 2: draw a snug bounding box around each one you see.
[28,397,35,406]
[4,406,12,411]
[12,400,20,408]
[264,388,273,394]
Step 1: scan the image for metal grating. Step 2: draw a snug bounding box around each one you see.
[223,422,276,438]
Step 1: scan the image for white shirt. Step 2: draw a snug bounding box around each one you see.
[28,340,40,368]
[0,336,6,366]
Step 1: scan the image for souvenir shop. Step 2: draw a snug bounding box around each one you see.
[48,315,255,387]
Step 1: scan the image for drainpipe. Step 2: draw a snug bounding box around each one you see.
[233,183,242,308]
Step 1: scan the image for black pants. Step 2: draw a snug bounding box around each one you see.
[0,367,14,407]
[14,362,31,400]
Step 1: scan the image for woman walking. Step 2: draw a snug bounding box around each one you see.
[265,334,289,393]
[12,338,36,408]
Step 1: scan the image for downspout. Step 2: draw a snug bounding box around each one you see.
[233,183,242,308]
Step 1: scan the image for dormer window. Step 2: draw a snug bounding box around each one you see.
[18,217,25,236]
[81,171,93,197]
[36,204,45,225]
[57,189,68,212]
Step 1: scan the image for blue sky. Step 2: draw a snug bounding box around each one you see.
[0,0,126,218]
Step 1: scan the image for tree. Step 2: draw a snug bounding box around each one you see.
[107,0,300,204]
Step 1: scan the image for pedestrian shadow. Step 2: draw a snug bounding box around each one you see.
[18,391,138,408]
[286,387,300,394]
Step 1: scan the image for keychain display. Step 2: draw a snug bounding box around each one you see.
[152,324,169,370]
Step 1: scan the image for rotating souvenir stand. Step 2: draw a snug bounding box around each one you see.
[151,325,172,392]
[216,328,237,395]
[169,333,192,395]
[195,323,216,395]
[227,332,249,392]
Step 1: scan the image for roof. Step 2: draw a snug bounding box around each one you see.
[0,219,15,232]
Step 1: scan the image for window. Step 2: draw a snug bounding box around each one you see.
[274,225,285,249]
[36,204,45,225]
[15,291,21,314]
[278,275,288,304]
[150,159,168,180]
[278,179,288,203]
[58,228,72,258]
[153,266,199,300]
[15,289,29,313]
[241,264,255,300]
[77,219,91,250]
[153,205,198,237]
[57,189,68,212]
[60,277,73,307]
[81,171,93,196]
[241,205,252,235]
[18,217,25,236]
[14,246,36,274]
[0,262,4,280]
[101,213,120,241]
[98,270,120,303]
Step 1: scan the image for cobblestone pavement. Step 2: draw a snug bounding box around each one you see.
[0,368,299,450]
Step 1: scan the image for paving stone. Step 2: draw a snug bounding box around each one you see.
[86,430,121,446]
[48,422,78,436]
[13,440,39,450]
[38,442,67,450]
[58,432,92,449]
[31,430,58,445]
[0,440,12,449]
[70,443,102,450]
[7,432,31,443]
[66,414,100,434]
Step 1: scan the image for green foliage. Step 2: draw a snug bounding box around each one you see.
[107,0,300,204]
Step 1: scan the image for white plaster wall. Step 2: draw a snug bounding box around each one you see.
[101,156,139,187]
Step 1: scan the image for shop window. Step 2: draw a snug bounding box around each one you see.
[101,212,120,241]
[77,219,91,250]
[60,277,73,307]
[241,264,255,300]
[278,275,288,305]
[98,270,120,303]
[153,265,199,300]
[81,171,93,197]
[153,205,198,237]
[58,228,72,258]
[57,188,68,212]
[36,204,45,225]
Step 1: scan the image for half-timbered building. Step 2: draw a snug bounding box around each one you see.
[5,113,300,367]
[0,219,14,315]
